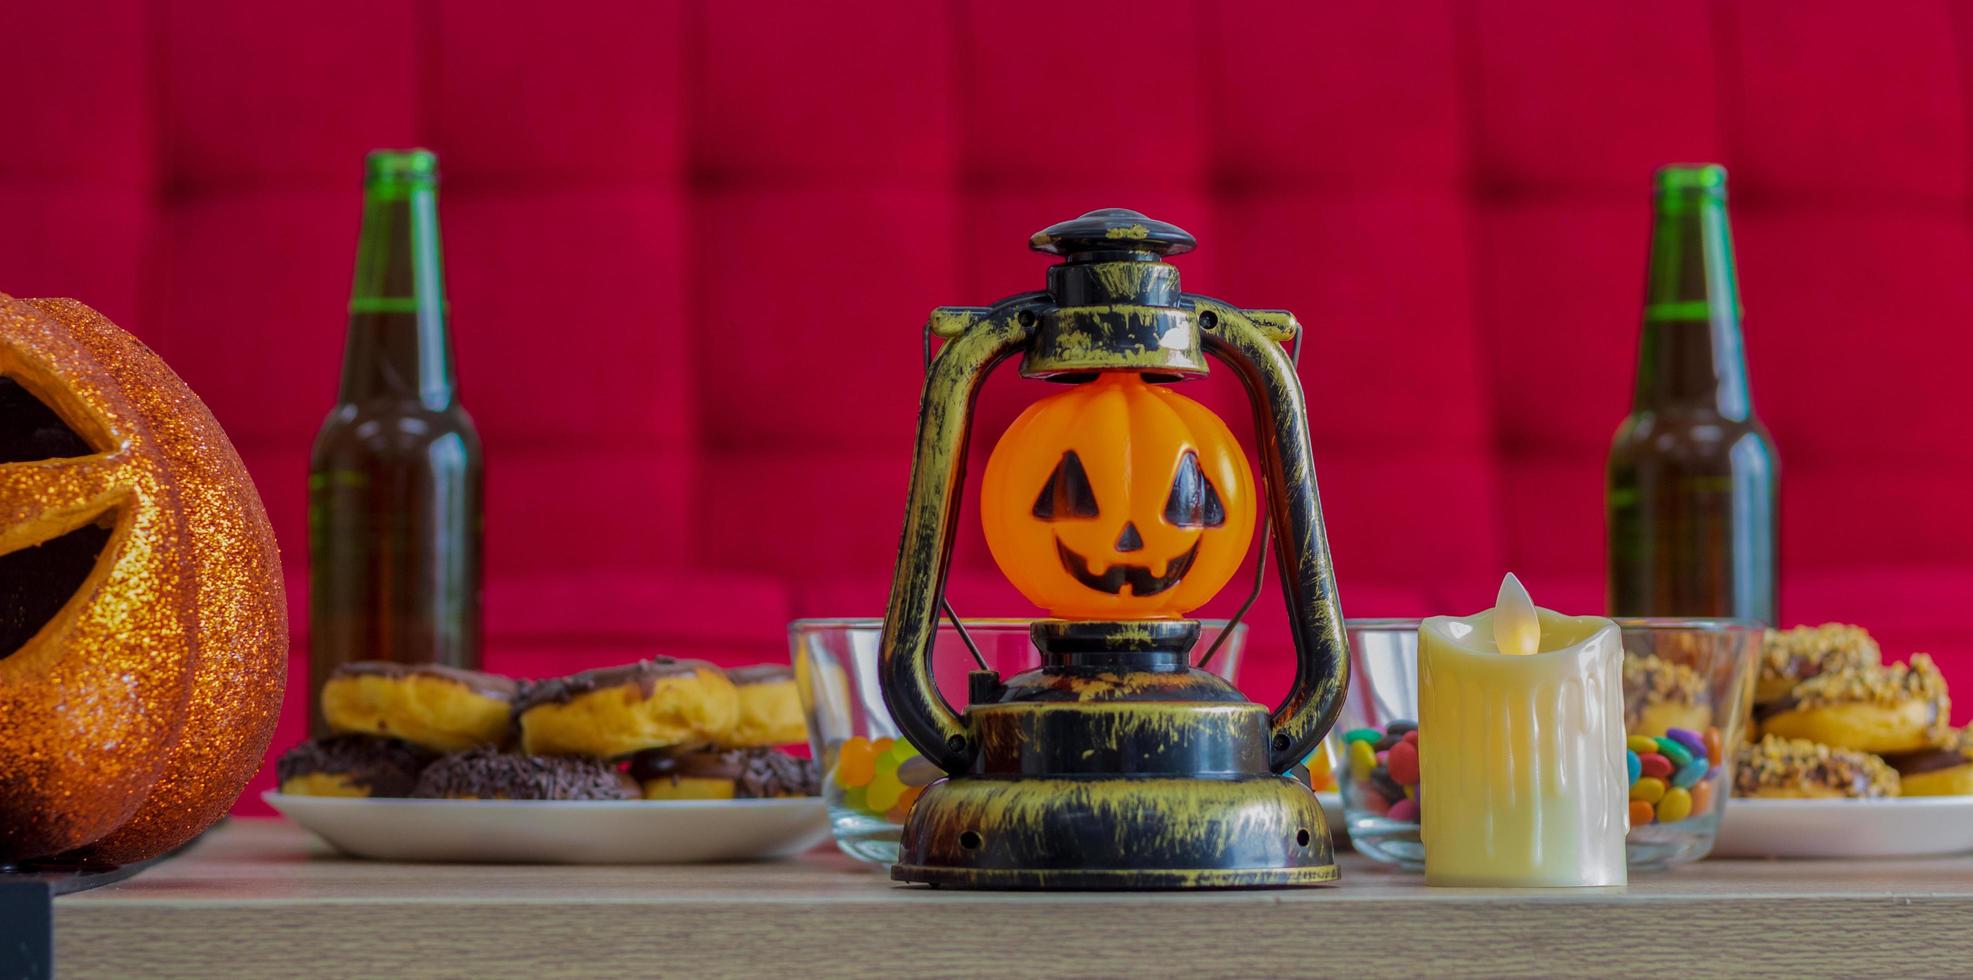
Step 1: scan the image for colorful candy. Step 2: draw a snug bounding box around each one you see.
[1625,725,1724,828]
[1665,727,1707,760]
[1344,721,1421,824]
[1657,786,1693,823]
[1671,756,1709,789]
[1654,736,1694,768]
[1346,720,1726,833]
[830,735,929,822]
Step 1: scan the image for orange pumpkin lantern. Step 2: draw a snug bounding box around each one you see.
[0,294,286,866]
[980,372,1255,619]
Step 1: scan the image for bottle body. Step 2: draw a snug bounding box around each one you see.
[308,150,483,735]
[1608,165,1779,624]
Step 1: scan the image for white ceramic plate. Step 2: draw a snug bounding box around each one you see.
[1713,796,1973,859]
[265,792,831,864]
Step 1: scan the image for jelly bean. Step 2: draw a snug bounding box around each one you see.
[1672,756,1708,789]
[1344,728,1382,745]
[1690,778,1714,816]
[885,784,925,823]
[1657,786,1693,824]
[1402,729,1419,745]
[1630,777,1666,804]
[1403,784,1416,800]
[1628,799,1656,828]
[1387,741,1420,785]
[841,784,869,815]
[1626,750,1641,784]
[1703,728,1723,765]
[872,738,894,755]
[866,769,905,813]
[1654,737,1694,767]
[1359,787,1391,815]
[1626,736,1661,755]
[835,737,877,788]
[1349,739,1377,782]
[1637,753,1673,781]
[1387,798,1420,823]
[1666,728,1707,759]
[1387,720,1418,735]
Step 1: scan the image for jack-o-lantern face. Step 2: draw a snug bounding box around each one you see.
[0,294,285,866]
[980,373,1255,619]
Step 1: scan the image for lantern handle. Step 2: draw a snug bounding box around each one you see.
[880,301,1038,776]
[1193,298,1349,774]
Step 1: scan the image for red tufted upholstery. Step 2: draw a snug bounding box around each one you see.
[5,2,1970,815]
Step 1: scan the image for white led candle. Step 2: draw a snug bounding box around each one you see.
[1418,574,1628,887]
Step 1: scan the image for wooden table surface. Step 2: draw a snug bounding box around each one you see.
[54,818,1962,978]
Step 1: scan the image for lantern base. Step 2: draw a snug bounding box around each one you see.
[890,773,1338,890]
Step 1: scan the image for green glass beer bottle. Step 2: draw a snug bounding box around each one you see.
[1608,164,1779,624]
[308,150,484,735]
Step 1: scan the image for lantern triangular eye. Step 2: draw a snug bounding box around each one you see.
[0,376,94,463]
[1031,450,1099,520]
[1164,451,1225,528]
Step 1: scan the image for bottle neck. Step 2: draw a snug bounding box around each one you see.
[340,178,454,408]
[1633,192,1752,418]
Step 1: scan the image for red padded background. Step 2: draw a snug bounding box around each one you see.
[4,1,1970,815]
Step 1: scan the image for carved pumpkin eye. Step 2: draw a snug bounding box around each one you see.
[1163,451,1225,528]
[1030,450,1099,520]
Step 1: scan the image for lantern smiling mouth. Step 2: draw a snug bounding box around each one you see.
[1054,537,1201,597]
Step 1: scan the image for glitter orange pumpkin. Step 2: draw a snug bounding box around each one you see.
[980,373,1256,620]
[0,294,286,866]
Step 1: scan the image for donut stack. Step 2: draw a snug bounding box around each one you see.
[1734,624,1967,799]
[276,658,818,802]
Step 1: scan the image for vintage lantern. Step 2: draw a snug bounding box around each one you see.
[881,209,1349,888]
[0,294,287,868]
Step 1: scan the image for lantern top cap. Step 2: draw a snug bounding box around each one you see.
[1030,208,1195,259]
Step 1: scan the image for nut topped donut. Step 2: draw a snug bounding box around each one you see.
[1733,735,1898,799]
[715,664,808,749]
[517,658,739,759]
[1886,727,1973,798]
[1758,623,1879,706]
[275,734,436,798]
[322,662,521,753]
[629,746,821,800]
[1759,653,1949,754]
[411,747,636,801]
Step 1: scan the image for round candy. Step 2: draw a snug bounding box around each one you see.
[1672,756,1709,789]
[1690,777,1715,816]
[1626,735,1661,756]
[1386,798,1419,822]
[1657,786,1693,823]
[1348,738,1377,782]
[1386,741,1420,785]
[1638,753,1673,781]
[1628,799,1656,828]
[1703,727,1724,765]
[1654,736,1694,768]
[1630,777,1666,804]
[1666,727,1707,759]
[1626,750,1642,783]
[1402,730,1418,746]
[1343,728,1382,745]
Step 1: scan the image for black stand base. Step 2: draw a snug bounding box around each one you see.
[0,858,154,978]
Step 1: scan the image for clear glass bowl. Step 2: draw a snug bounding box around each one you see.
[1339,617,1759,872]
[789,618,1246,867]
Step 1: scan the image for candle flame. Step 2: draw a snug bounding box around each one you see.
[1493,572,1541,656]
